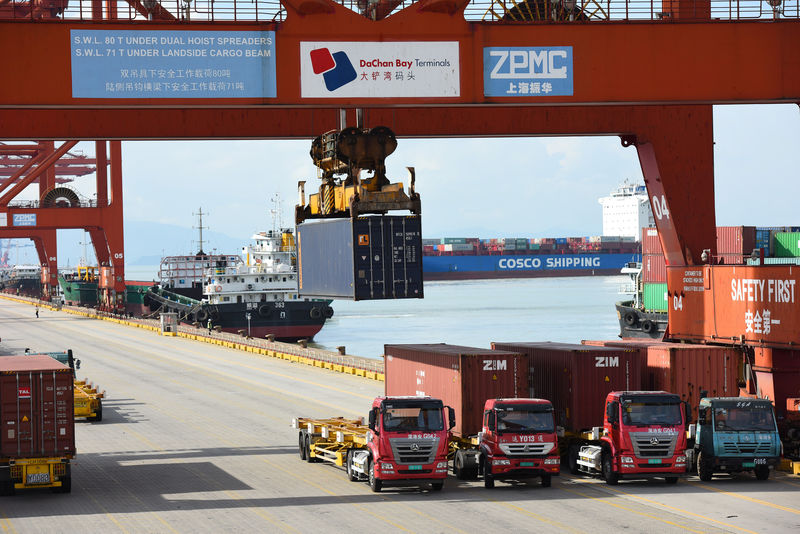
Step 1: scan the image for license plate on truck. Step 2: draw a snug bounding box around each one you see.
[742,462,755,468]
[408,465,422,471]
[520,462,535,467]
[648,459,662,464]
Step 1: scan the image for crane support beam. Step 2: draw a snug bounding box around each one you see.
[0,19,798,113]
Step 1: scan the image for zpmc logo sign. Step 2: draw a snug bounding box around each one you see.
[309,48,357,92]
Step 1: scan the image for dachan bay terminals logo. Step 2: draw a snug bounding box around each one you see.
[309,48,357,92]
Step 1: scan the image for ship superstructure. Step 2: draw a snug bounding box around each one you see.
[598,180,653,240]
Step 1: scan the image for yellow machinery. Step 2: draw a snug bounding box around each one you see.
[295,125,421,224]
[35,350,104,422]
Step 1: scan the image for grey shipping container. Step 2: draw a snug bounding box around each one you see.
[297,215,423,301]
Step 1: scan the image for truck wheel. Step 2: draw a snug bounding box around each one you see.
[54,476,71,494]
[665,476,679,484]
[346,450,357,482]
[602,453,619,485]
[541,474,552,488]
[431,481,444,491]
[568,444,580,475]
[754,466,770,481]
[697,452,713,482]
[484,464,495,489]
[368,459,382,492]
[454,450,466,480]
[298,431,307,461]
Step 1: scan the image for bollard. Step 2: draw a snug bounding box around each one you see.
[266,334,275,342]
[337,346,346,355]
[298,339,308,348]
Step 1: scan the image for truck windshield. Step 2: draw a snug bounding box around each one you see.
[714,406,776,431]
[622,401,682,426]
[496,405,554,433]
[383,405,443,432]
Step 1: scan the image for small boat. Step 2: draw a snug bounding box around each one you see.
[615,261,667,339]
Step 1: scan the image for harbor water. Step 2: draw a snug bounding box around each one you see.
[125,265,626,360]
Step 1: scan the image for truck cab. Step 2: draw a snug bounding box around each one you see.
[475,398,561,488]
[577,391,689,484]
[361,396,454,492]
[693,397,781,481]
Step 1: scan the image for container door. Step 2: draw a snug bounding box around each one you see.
[0,372,36,457]
[353,217,387,300]
[388,216,423,299]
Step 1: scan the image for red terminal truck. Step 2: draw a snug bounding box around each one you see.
[493,342,691,484]
[293,396,454,492]
[384,344,561,488]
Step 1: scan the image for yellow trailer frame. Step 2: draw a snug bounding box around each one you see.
[293,417,368,465]
[73,380,104,421]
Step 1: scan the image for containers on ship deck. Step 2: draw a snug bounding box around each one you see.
[0,355,75,458]
[490,342,642,433]
[581,339,742,421]
[297,215,423,301]
[384,344,528,437]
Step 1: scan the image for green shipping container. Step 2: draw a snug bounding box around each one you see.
[643,283,668,312]
[443,238,468,245]
[773,232,800,257]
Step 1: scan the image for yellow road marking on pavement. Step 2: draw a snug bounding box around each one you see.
[0,511,17,533]
[486,497,586,533]
[78,480,132,534]
[688,480,800,515]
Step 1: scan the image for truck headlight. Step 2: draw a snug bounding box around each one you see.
[676,455,686,464]
[437,462,448,469]
[493,459,511,466]
[621,456,634,464]
[544,458,560,465]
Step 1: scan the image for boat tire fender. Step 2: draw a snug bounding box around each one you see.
[623,311,638,327]
[310,307,322,319]
[642,319,656,334]
[196,309,209,323]
[323,306,334,319]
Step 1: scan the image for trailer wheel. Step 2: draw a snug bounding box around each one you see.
[298,431,307,461]
[541,474,552,488]
[602,452,619,485]
[697,451,713,482]
[431,481,444,491]
[90,400,103,422]
[304,434,316,463]
[54,476,71,494]
[568,444,580,475]
[754,466,770,481]
[454,450,466,480]
[368,458,382,492]
[346,450,357,482]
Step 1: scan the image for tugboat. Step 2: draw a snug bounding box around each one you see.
[615,261,667,339]
[199,228,333,340]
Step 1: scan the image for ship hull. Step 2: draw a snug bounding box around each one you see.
[58,276,98,306]
[196,299,332,342]
[615,301,668,340]
[1,278,42,298]
[423,253,639,281]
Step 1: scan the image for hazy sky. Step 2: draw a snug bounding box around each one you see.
[6,103,800,265]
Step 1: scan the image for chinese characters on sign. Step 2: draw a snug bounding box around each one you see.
[730,277,795,335]
[301,42,460,98]
[70,30,276,99]
[483,47,573,97]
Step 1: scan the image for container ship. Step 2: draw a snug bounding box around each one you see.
[422,237,640,280]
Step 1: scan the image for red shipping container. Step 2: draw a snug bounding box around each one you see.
[642,227,661,255]
[716,226,756,255]
[717,253,745,266]
[384,344,527,438]
[491,342,642,433]
[642,253,667,283]
[752,347,800,418]
[581,339,741,421]
[0,355,75,458]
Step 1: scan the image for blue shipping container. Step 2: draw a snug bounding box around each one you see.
[297,215,423,301]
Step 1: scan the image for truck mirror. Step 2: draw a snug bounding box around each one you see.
[698,409,706,425]
[683,401,691,427]
[688,423,696,440]
[606,402,618,424]
[368,408,378,433]
[447,406,456,430]
[75,359,81,370]
[556,426,565,438]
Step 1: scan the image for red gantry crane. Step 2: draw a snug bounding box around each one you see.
[0,0,798,408]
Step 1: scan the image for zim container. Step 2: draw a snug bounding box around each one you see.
[581,339,742,422]
[384,344,528,437]
[297,215,423,301]
[0,355,75,458]
[491,342,642,433]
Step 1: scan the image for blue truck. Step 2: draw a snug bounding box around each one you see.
[692,396,781,481]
